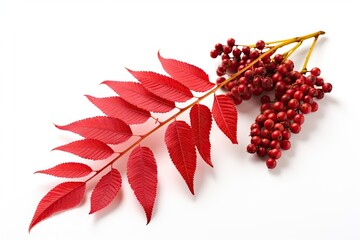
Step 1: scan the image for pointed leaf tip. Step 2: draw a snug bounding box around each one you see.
[89,168,122,214]
[53,139,114,160]
[54,116,132,145]
[165,121,196,195]
[126,68,193,102]
[158,51,214,92]
[103,81,175,113]
[212,94,238,144]
[127,146,158,224]
[85,95,151,125]
[35,162,93,178]
[190,104,213,167]
[29,182,86,232]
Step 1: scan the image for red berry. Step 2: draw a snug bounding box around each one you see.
[257,147,267,157]
[227,38,236,47]
[251,123,260,130]
[225,80,236,90]
[222,54,230,60]
[286,89,296,97]
[277,111,287,121]
[280,140,291,150]
[290,123,301,133]
[282,130,291,140]
[287,98,299,110]
[280,93,291,104]
[290,71,302,80]
[264,119,275,130]
[266,158,277,169]
[303,95,314,104]
[286,109,296,120]
[255,67,266,76]
[216,77,226,85]
[269,148,282,159]
[311,102,319,112]
[316,89,325,99]
[322,83,333,93]
[272,101,285,112]
[310,67,321,76]
[215,43,223,51]
[283,59,294,71]
[272,72,283,83]
[270,140,280,149]
[293,114,305,125]
[232,48,241,58]
[216,66,226,76]
[261,129,271,139]
[261,77,273,90]
[250,127,261,137]
[305,75,316,86]
[223,45,232,54]
[247,144,257,154]
[294,90,304,101]
[263,109,274,117]
[274,123,285,131]
[300,84,310,94]
[256,40,266,50]
[261,95,271,104]
[308,87,318,97]
[277,64,289,75]
[274,54,284,64]
[251,136,261,146]
[242,45,251,55]
[275,81,286,93]
[271,130,283,141]
[315,77,324,86]
[261,138,270,148]
[233,97,243,105]
[267,113,277,122]
[300,103,312,114]
[237,84,248,94]
[210,49,218,58]
[250,50,260,60]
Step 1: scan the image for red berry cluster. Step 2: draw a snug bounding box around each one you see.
[210,38,291,105]
[211,38,333,169]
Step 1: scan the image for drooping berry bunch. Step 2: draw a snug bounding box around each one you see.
[211,36,332,169]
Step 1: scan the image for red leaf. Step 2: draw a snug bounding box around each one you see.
[127,146,158,224]
[89,168,122,214]
[158,51,214,92]
[35,162,93,178]
[126,69,193,102]
[29,181,85,231]
[103,81,175,113]
[189,104,213,167]
[212,94,238,144]
[53,139,114,160]
[165,121,196,194]
[85,95,150,125]
[55,116,132,145]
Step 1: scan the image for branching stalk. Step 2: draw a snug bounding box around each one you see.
[86,30,325,183]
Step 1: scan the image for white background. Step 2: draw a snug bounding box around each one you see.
[1,0,359,239]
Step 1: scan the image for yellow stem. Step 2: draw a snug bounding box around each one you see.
[86,30,325,182]
[301,36,320,73]
[283,40,303,60]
